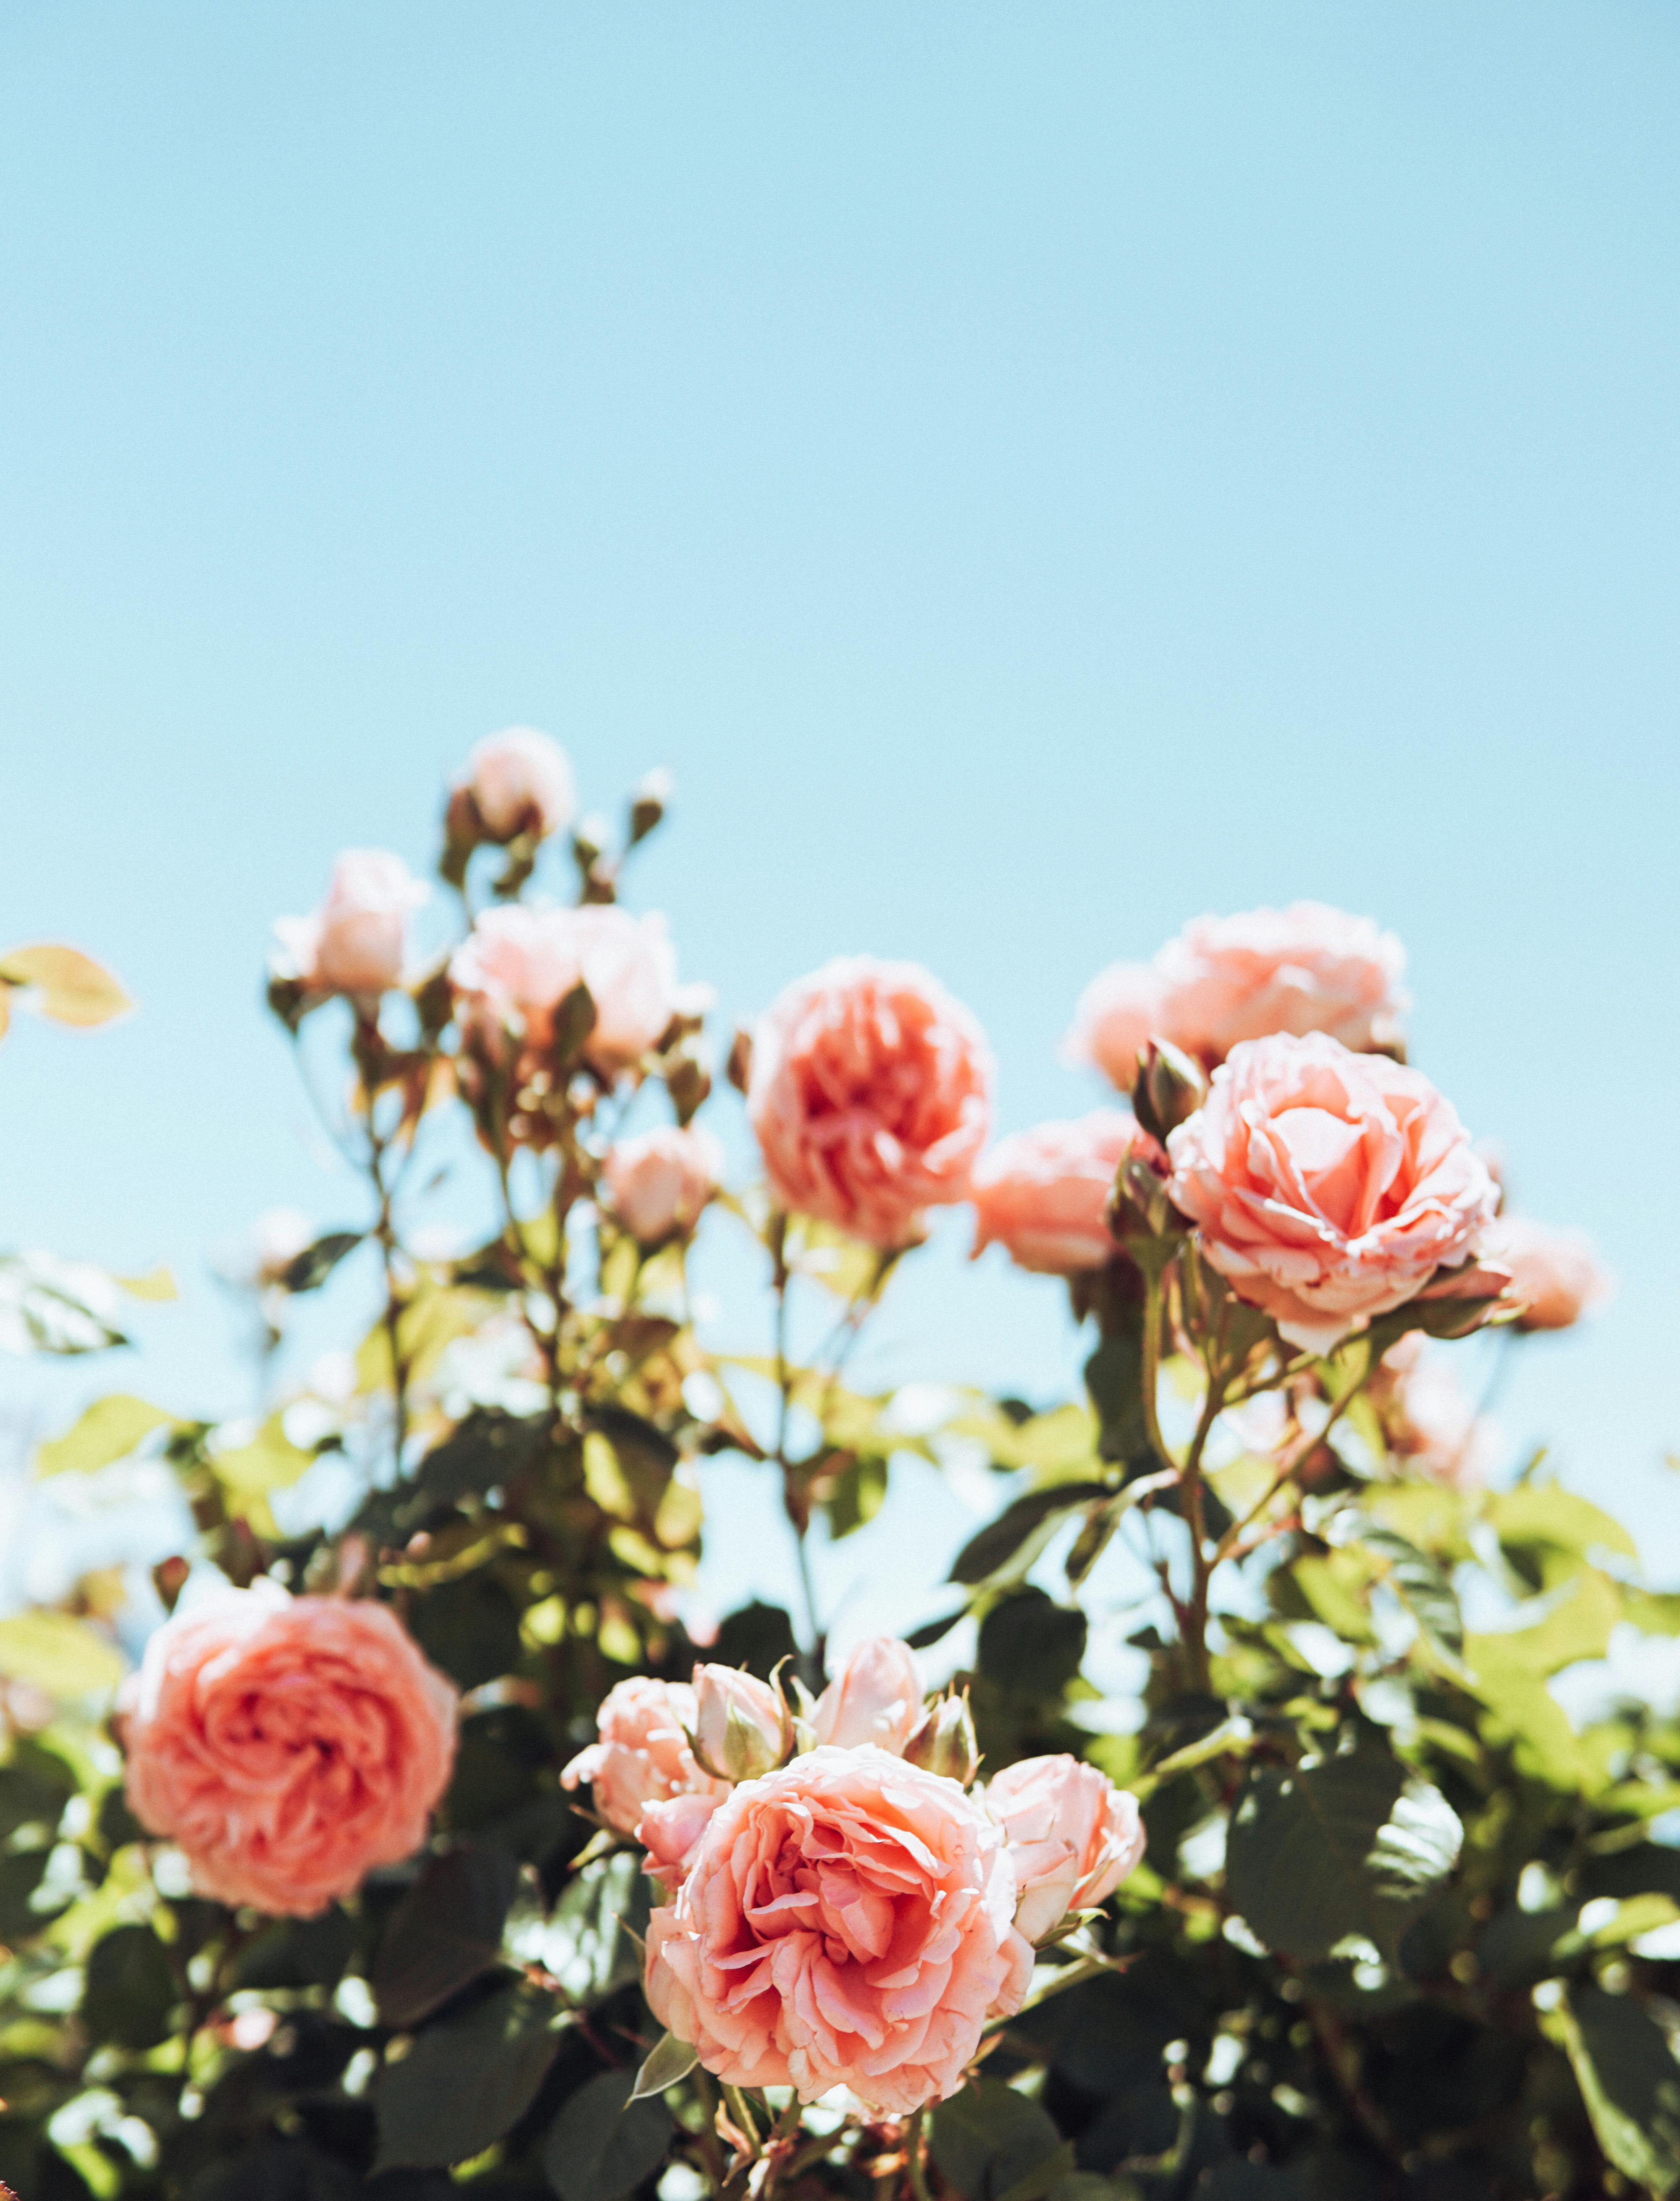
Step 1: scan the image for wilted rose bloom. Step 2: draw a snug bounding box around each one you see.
[813,1636,923,1753]
[644,1745,1032,2114]
[1166,1032,1498,1354]
[449,902,680,1075]
[985,1755,1146,1942]
[272,850,429,998]
[747,958,992,1248]
[121,1585,457,1917]
[561,1676,727,1838]
[603,1125,723,1242]
[971,1111,1162,1275]
[1481,1214,1615,1333]
[1374,1335,1499,1489]
[1066,902,1409,1088]
[457,726,577,841]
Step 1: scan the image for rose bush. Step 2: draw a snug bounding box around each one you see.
[0,738,1667,2201]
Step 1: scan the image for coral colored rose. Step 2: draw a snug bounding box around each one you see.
[449,903,680,1075]
[1166,1033,1498,1354]
[1067,902,1409,1088]
[1481,1215,1615,1333]
[984,1755,1145,1943]
[971,1112,1162,1275]
[604,1125,723,1242]
[748,958,992,1249]
[458,726,576,842]
[561,1676,727,1838]
[272,851,429,998]
[813,1637,923,1754]
[121,1585,457,1918]
[644,1745,1033,2114]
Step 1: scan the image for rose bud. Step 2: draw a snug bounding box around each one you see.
[603,1125,723,1243]
[812,1636,922,1754]
[457,726,577,845]
[985,1755,1145,1944]
[270,850,429,1000]
[692,1664,790,1782]
[1132,1036,1209,1146]
[903,1689,980,1787]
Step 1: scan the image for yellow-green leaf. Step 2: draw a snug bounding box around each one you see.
[0,944,131,1028]
[211,1417,313,1501]
[115,1267,176,1304]
[0,1612,125,1700]
[37,1395,177,1478]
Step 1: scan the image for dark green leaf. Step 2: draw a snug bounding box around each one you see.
[82,1923,178,2049]
[1350,1524,1465,1665]
[234,1907,357,1993]
[543,2070,672,2201]
[188,2136,360,2201]
[710,1602,798,1680]
[551,980,598,1065]
[1546,1986,1680,2195]
[0,1745,75,1844]
[407,1573,524,1690]
[546,1849,650,2005]
[373,1978,564,2170]
[978,1590,1088,1696]
[950,1485,1110,1588]
[280,1232,364,1293]
[412,1410,542,1516]
[1226,1742,1462,1962]
[930,2078,1065,2201]
[0,1852,64,1942]
[1084,1328,1149,1465]
[374,1847,521,2028]
[825,1454,888,1539]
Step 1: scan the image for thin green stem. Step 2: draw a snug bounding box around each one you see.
[905,2106,934,2201]
[1137,1261,1177,1478]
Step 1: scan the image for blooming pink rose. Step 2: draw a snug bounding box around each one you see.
[603,1125,723,1243]
[813,1636,923,1754]
[971,1112,1163,1275]
[644,1745,1032,2114]
[457,726,577,841]
[561,1676,727,1837]
[984,1755,1145,1943]
[272,851,429,998]
[1166,1033,1498,1354]
[449,903,680,1075]
[1481,1215,1615,1333]
[1067,902,1409,1087]
[747,958,992,1249]
[121,1585,457,1917]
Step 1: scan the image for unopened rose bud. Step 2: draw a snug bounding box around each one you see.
[725,1027,754,1095]
[629,767,675,847]
[1107,1147,1179,1246]
[693,1664,790,1781]
[903,1690,979,1786]
[1132,1037,1209,1146]
[457,727,577,846]
[812,1637,922,1754]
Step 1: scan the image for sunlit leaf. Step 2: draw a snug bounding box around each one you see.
[36,1394,176,1478]
[0,944,131,1027]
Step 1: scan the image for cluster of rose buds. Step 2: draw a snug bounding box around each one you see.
[562,1637,1144,2113]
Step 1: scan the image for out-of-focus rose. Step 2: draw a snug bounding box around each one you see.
[1482,1215,1615,1333]
[813,1636,923,1754]
[272,851,429,998]
[121,1585,457,1917]
[644,1745,1032,2113]
[1166,1033,1498,1354]
[561,1676,728,1837]
[985,1755,1145,1943]
[457,726,576,842]
[692,1663,789,1781]
[603,1125,723,1242]
[1373,1335,1499,1489]
[449,903,680,1075]
[971,1112,1162,1275]
[747,958,992,1249]
[1067,902,1409,1086]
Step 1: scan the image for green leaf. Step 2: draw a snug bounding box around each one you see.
[0,1742,75,1842]
[1347,1523,1465,1666]
[407,1573,524,1690]
[930,2078,1066,2201]
[374,1847,522,2028]
[978,1590,1087,1696]
[0,1850,66,1941]
[710,1602,798,1680]
[373,1978,565,2170]
[0,1613,124,1701]
[629,2031,699,2101]
[950,1485,1110,1588]
[1226,1742,1462,1962]
[280,1231,364,1293]
[543,2070,673,2201]
[545,1849,651,2005]
[825,1453,888,1539]
[35,1394,176,1477]
[1488,1485,1635,1567]
[82,1924,178,2049]
[1542,1986,1680,2196]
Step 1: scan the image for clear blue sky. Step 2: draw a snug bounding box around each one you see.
[2,3,1677,1601]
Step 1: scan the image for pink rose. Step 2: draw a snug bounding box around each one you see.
[644,1745,1032,2114]
[1166,1032,1498,1354]
[457,726,577,842]
[984,1755,1145,1943]
[1481,1215,1615,1333]
[692,1663,789,1781]
[747,958,992,1249]
[561,1676,727,1838]
[1373,1335,1498,1489]
[971,1112,1163,1275]
[813,1636,923,1753]
[1067,902,1408,1087]
[449,903,680,1076]
[603,1125,723,1243]
[121,1585,457,1917]
[272,850,429,998]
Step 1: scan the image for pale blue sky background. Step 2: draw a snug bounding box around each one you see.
[2,3,1677,1621]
